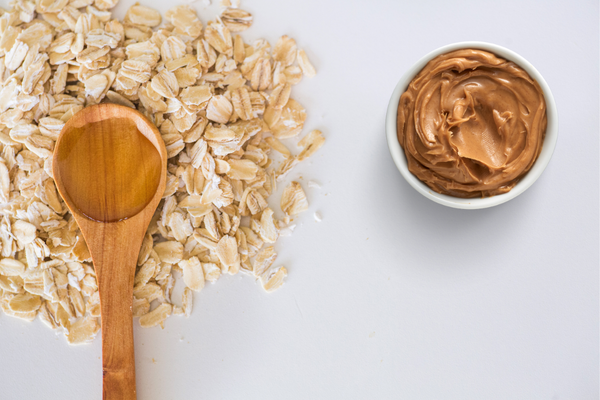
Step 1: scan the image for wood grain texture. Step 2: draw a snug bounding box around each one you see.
[52,104,167,400]
[54,117,162,222]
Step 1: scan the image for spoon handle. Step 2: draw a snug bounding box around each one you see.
[100,275,136,400]
[89,223,141,400]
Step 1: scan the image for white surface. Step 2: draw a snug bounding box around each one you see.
[1,0,598,399]
[385,41,559,210]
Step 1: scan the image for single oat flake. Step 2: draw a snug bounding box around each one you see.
[281,181,309,216]
[0,0,324,344]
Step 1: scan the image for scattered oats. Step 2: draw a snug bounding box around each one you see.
[254,208,279,243]
[253,246,276,277]
[173,305,184,316]
[180,85,212,106]
[281,181,308,216]
[284,65,303,85]
[1,296,37,321]
[206,95,233,124]
[265,136,291,158]
[161,36,186,62]
[220,8,253,32]
[215,235,240,274]
[154,241,184,264]
[227,159,258,180]
[181,287,193,317]
[134,259,158,286]
[119,60,152,83]
[270,99,306,139]
[65,316,100,345]
[133,283,163,303]
[69,287,85,316]
[297,49,316,78]
[204,20,232,55]
[13,220,37,244]
[314,212,322,222]
[278,223,296,237]
[106,91,136,108]
[308,180,321,189]
[125,4,162,27]
[233,34,245,64]
[202,262,221,283]
[0,259,25,276]
[165,5,203,39]
[5,40,29,71]
[261,266,287,293]
[133,297,150,317]
[38,302,58,329]
[139,303,172,328]
[230,87,252,120]
[9,293,42,313]
[276,156,299,182]
[273,36,297,67]
[151,69,179,99]
[0,0,323,342]
[250,58,271,91]
[84,73,109,101]
[180,257,205,292]
[298,129,325,161]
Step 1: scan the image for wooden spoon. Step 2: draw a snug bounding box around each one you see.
[52,104,167,400]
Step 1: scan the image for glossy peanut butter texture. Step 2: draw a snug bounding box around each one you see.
[54,118,161,222]
[397,49,546,198]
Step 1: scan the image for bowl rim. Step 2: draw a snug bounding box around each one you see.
[385,41,559,210]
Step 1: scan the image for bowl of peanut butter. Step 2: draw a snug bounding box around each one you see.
[386,42,558,209]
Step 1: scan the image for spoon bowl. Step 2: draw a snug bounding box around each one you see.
[53,104,167,400]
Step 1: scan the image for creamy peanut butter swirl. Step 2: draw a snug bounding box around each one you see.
[397,49,547,198]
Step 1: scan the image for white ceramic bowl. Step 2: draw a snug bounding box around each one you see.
[385,41,558,209]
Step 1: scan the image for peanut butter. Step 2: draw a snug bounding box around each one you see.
[397,49,547,198]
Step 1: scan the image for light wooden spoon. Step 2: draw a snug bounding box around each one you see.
[52,104,167,400]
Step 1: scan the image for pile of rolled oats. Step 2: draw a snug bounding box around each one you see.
[0,0,323,343]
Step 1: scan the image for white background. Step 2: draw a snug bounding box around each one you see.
[0,0,598,399]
